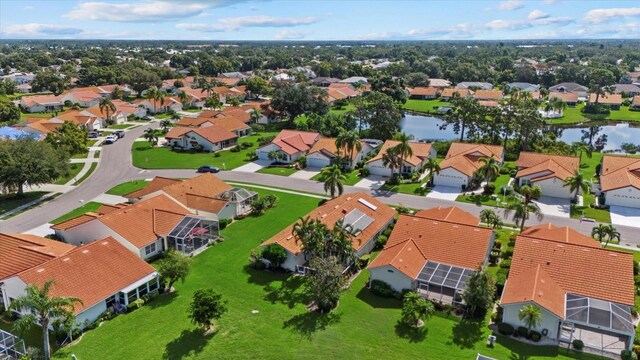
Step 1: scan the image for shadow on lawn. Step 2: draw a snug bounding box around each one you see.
[493,334,590,360]
[283,311,342,339]
[163,328,216,359]
[451,317,485,349]
[394,321,428,343]
[146,292,178,309]
[355,285,401,309]
[462,194,493,206]
[263,275,309,309]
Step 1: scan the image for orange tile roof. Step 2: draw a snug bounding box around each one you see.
[588,93,622,105]
[215,77,241,86]
[179,87,209,100]
[439,142,504,177]
[408,87,439,96]
[441,88,471,98]
[520,223,600,248]
[326,88,350,101]
[20,94,63,107]
[478,100,500,108]
[0,233,75,280]
[369,214,493,278]
[175,117,212,127]
[66,91,101,103]
[124,177,181,199]
[516,152,579,182]
[549,92,578,103]
[185,194,229,213]
[501,264,566,317]
[17,238,157,314]
[84,100,140,118]
[632,96,640,107]
[96,203,129,215]
[367,140,433,166]
[187,125,238,145]
[308,138,367,160]
[211,116,251,133]
[261,192,396,255]
[474,89,503,100]
[164,126,192,139]
[502,236,634,315]
[266,130,320,155]
[51,213,101,230]
[54,110,97,126]
[413,206,479,226]
[25,120,61,134]
[600,155,640,191]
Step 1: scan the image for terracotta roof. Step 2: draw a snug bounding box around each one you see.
[408,87,439,96]
[53,110,98,126]
[600,155,640,191]
[20,94,63,107]
[632,96,640,107]
[367,140,433,166]
[441,88,471,98]
[176,117,212,127]
[0,233,75,280]
[368,214,493,278]
[125,177,181,199]
[211,116,251,133]
[17,238,157,314]
[214,86,243,96]
[179,87,208,100]
[516,152,579,182]
[474,90,503,100]
[51,213,100,230]
[185,194,229,213]
[549,92,578,103]
[96,203,128,215]
[186,125,238,145]
[326,88,350,101]
[25,120,61,134]
[164,126,192,139]
[66,91,101,103]
[439,142,504,177]
[215,77,241,86]
[84,100,139,118]
[413,206,479,226]
[478,100,500,108]
[308,138,367,160]
[261,192,396,255]
[588,93,622,105]
[520,223,600,248]
[501,235,634,316]
[265,130,320,155]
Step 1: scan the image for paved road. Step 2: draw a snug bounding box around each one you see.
[2,124,640,246]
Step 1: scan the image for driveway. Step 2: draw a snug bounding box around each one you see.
[610,206,640,228]
[533,196,571,218]
[426,186,461,201]
[290,167,321,180]
[233,160,271,173]
[354,175,387,190]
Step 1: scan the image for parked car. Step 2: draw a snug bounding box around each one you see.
[88,131,99,139]
[197,165,220,173]
[114,130,125,138]
[105,135,117,144]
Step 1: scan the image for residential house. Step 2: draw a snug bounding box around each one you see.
[500,227,634,351]
[368,208,494,304]
[600,156,640,208]
[219,72,249,79]
[135,96,183,114]
[17,119,62,137]
[366,140,437,176]
[515,152,580,199]
[0,233,75,283]
[549,82,588,100]
[1,72,34,85]
[52,194,219,258]
[0,127,41,140]
[161,77,195,93]
[256,130,320,163]
[215,77,242,87]
[549,92,578,107]
[16,84,32,93]
[506,82,540,92]
[177,87,209,108]
[427,78,452,89]
[124,174,257,220]
[413,206,480,226]
[310,77,340,87]
[1,237,160,329]
[50,109,103,131]
[407,87,439,100]
[165,125,238,152]
[176,115,251,138]
[440,88,472,101]
[632,96,640,110]
[85,99,146,124]
[588,93,622,110]
[261,193,396,273]
[434,142,505,189]
[61,91,102,108]
[473,90,503,101]
[306,138,376,168]
[339,76,368,85]
[19,94,64,113]
[456,82,493,90]
[612,84,640,97]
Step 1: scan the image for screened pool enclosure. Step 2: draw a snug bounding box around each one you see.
[167,216,219,256]
[416,260,475,305]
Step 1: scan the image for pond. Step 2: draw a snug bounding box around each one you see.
[401,114,640,152]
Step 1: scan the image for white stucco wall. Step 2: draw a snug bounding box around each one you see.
[138,238,163,260]
[55,220,145,258]
[502,302,562,340]
[369,265,414,292]
[605,187,640,208]
[520,176,573,199]
[281,251,306,272]
[256,144,280,161]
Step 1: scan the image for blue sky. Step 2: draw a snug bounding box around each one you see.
[1,0,639,40]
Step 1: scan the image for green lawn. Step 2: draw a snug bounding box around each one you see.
[71,152,88,159]
[154,113,172,119]
[87,140,98,147]
[106,180,150,196]
[72,162,97,186]
[51,201,103,224]
[0,191,48,217]
[54,163,83,185]
[457,171,516,208]
[380,179,431,196]
[19,111,53,121]
[256,167,298,176]
[547,104,640,125]
[53,188,597,360]
[402,99,452,114]
[132,132,278,170]
[296,104,356,124]
[108,124,135,129]
[311,169,362,186]
[570,153,611,223]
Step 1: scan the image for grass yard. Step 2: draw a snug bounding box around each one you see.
[106,180,150,195]
[51,201,103,224]
[71,152,88,159]
[311,169,362,186]
[457,172,516,208]
[132,132,278,170]
[87,140,98,147]
[19,111,53,121]
[380,179,431,196]
[53,188,597,360]
[0,191,48,217]
[402,99,452,114]
[72,162,97,186]
[54,163,83,185]
[569,153,611,223]
[256,167,298,176]
[108,124,135,129]
[547,104,640,125]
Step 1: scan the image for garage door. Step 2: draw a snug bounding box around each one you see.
[434,173,466,188]
[537,181,572,199]
[607,191,640,208]
[367,163,392,177]
[307,156,330,168]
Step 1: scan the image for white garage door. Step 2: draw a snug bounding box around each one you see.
[434,173,466,189]
[537,182,572,199]
[607,188,640,208]
[307,156,330,168]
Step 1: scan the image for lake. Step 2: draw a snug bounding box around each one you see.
[401,114,640,152]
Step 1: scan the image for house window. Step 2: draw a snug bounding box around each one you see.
[137,284,148,297]
[387,269,395,273]
[106,294,117,308]
[144,243,157,256]
[521,179,532,187]
[148,280,159,292]
[127,290,137,304]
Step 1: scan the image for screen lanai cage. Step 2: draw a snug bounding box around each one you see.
[167,216,219,256]
[565,294,634,334]
[219,188,258,214]
[416,260,475,306]
[0,329,26,359]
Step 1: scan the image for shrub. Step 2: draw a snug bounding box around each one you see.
[517,326,529,338]
[214,152,221,157]
[499,259,511,269]
[497,322,514,335]
[297,156,307,169]
[495,268,509,287]
[219,218,232,230]
[230,145,242,152]
[383,228,393,237]
[509,169,517,177]
[251,123,265,133]
[375,235,388,249]
[483,183,496,195]
[493,239,502,249]
[572,339,584,350]
[530,330,541,342]
[258,136,275,146]
[370,280,398,298]
[129,298,145,312]
[633,345,640,358]
[622,349,639,360]
[489,252,500,264]
[395,205,411,214]
[499,166,510,175]
[359,254,371,268]
[261,243,287,268]
[241,142,252,148]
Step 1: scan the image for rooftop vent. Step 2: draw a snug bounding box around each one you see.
[358,198,377,211]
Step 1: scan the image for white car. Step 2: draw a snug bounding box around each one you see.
[105,135,118,144]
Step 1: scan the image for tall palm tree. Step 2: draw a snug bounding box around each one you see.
[381,146,401,177]
[477,156,501,183]
[401,291,435,328]
[178,91,190,108]
[321,164,346,198]
[99,97,116,123]
[292,216,328,260]
[330,220,357,265]
[591,224,609,244]
[505,185,543,231]
[200,79,214,97]
[518,304,542,333]
[143,128,158,146]
[393,132,413,176]
[604,224,620,247]
[479,209,503,229]
[249,108,262,124]
[159,119,173,133]
[335,130,361,170]
[145,86,164,114]
[563,169,590,201]
[422,158,441,186]
[10,280,82,360]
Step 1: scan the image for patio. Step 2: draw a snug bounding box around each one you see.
[166,216,219,256]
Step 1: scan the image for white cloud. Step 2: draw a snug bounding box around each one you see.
[0,23,83,37]
[177,16,318,32]
[498,0,524,11]
[63,1,235,22]
[23,5,34,10]
[583,7,640,24]
[528,10,549,20]
[274,30,308,40]
[543,0,559,4]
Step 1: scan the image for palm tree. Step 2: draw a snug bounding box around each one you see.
[569,141,593,164]
[10,280,82,360]
[99,97,116,123]
[178,91,190,108]
[479,209,503,229]
[267,150,280,162]
[330,220,358,265]
[604,224,620,247]
[381,146,401,178]
[249,108,262,124]
[205,95,222,110]
[160,119,172,133]
[477,156,501,183]
[393,132,414,176]
[321,164,346,198]
[401,291,435,328]
[591,224,608,244]
[292,216,328,260]
[143,128,158,146]
[145,86,164,114]
[505,185,543,231]
[518,304,542,333]
[200,79,214,97]
[422,158,441,186]
[563,169,590,202]
[335,130,361,170]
